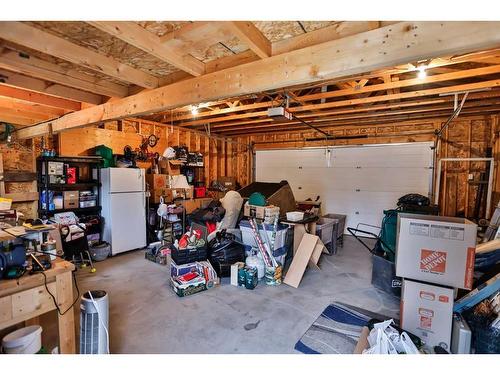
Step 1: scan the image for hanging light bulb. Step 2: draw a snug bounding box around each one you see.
[191,105,199,115]
[417,65,427,79]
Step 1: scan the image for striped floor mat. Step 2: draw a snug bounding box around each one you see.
[294,302,393,354]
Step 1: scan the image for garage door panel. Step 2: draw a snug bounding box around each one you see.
[272,168,429,191]
[331,145,432,168]
[321,191,407,214]
[256,143,432,232]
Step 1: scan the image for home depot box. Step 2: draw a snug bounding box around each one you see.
[401,279,454,350]
[396,213,476,289]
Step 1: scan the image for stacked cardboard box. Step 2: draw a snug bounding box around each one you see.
[396,213,477,351]
[146,173,195,203]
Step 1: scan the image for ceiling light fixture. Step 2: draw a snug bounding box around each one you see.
[417,65,428,79]
[191,105,199,115]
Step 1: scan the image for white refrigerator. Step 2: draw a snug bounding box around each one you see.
[101,168,147,255]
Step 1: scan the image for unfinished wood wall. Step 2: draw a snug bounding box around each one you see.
[234,114,500,219]
[437,116,495,218]
[57,119,252,187]
[0,140,38,219]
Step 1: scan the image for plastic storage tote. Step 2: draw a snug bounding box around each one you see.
[322,213,347,255]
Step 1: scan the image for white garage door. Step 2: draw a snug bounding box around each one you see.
[255,143,433,233]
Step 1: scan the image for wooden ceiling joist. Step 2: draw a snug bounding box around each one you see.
[0,85,81,111]
[214,98,500,133]
[0,22,159,89]
[87,22,205,77]
[225,21,271,58]
[205,50,259,74]
[14,21,500,139]
[201,80,500,129]
[0,106,56,122]
[0,111,39,126]
[272,21,382,56]
[169,63,500,124]
[221,107,500,136]
[0,68,102,105]
[0,96,66,117]
[0,49,128,98]
[176,78,500,128]
[159,22,236,57]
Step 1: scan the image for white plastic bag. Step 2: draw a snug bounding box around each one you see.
[363,319,419,354]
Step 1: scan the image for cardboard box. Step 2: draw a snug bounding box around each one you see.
[47,161,64,175]
[182,198,212,214]
[396,213,476,289]
[66,167,77,184]
[401,279,454,350]
[243,203,278,220]
[170,275,207,297]
[168,160,183,175]
[170,260,200,277]
[150,188,174,204]
[63,191,79,209]
[182,187,193,199]
[218,176,237,190]
[353,327,370,354]
[146,174,169,190]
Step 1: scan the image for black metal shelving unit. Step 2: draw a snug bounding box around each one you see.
[37,156,103,218]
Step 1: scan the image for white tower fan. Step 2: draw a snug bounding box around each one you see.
[80,290,109,354]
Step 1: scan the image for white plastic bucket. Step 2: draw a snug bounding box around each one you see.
[2,325,42,354]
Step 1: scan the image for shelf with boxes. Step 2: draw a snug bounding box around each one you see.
[37,156,102,217]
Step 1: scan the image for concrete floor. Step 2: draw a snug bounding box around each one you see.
[70,236,399,354]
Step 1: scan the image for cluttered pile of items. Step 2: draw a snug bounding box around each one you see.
[145,179,348,297]
[352,205,500,354]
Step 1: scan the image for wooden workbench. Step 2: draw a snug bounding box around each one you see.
[0,259,77,353]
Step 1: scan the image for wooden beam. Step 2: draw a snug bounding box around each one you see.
[87,21,205,77]
[2,192,38,202]
[0,49,128,98]
[0,22,158,89]
[173,64,500,124]
[225,22,271,58]
[160,22,235,56]
[178,79,500,128]
[0,107,56,123]
[214,98,500,132]
[222,107,500,136]
[272,21,381,55]
[0,111,39,126]
[0,68,102,105]
[205,50,259,74]
[1,171,37,182]
[0,85,81,111]
[15,22,500,139]
[0,96,66,117]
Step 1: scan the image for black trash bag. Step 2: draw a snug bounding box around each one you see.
[397,193,430,207]
[208,230,245,277]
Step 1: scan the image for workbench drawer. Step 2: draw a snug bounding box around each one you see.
[0,282,57,330]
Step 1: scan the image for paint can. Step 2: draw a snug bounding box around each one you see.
[238,267,247,286]
[244,267,258,290]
